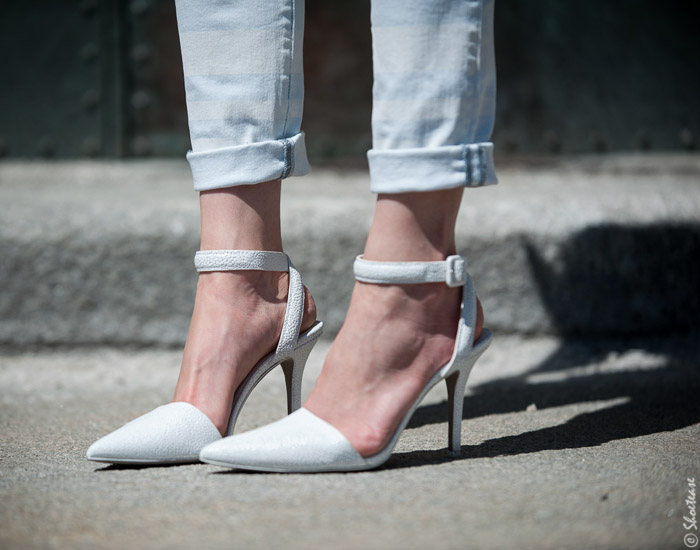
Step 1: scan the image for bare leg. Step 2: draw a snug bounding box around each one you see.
[305,187,483,457]
[173,179,316,435]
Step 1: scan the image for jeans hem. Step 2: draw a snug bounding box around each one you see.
[367,142,497,194]
[186,131,311,191]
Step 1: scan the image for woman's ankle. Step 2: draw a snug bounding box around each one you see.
[363,188,464,262]
[196,270,317,331]
[199,179,283,252]
[360,187,482,338]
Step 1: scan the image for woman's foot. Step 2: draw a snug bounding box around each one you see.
[173,270,316,435]
[306,187,483,457]
[306,280,482,457]
[172,179,316,435]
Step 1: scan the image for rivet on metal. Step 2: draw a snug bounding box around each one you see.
[501,135,518,154]
[81,90,100,110]
[38,136,56,157]
[79,0,97,15]
[680,128,695,150]
[544,130,562,153]
[80,43,98,63]
[133,137,152,156]
[131,90,151,110]
[82,137,101,157]
[591,132,608,153]
[131,0,150,15]
[636,130,652,151]
[132,45,152,63]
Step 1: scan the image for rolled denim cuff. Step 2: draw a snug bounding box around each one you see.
[367,142,497,194]
[186,131,311,191]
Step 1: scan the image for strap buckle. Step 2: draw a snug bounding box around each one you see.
[445,255,467,287]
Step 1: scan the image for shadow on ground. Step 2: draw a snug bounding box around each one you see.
[526,222,700,336]
[394,223,700,468]
[396,334,700,468]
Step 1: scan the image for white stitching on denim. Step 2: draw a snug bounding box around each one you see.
[281,138,293,179]
[479,145,486,185]
[289,138,295,175]
[281,1,295,138]
[464,144,472,185]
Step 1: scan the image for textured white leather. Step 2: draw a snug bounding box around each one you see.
[275,262,304,354]
[200,408,368,472]
[198,253,492,473]
[86,402,221,464]
[194,250,290,272]
[224,321,323,436]
[194,249,304,353]
[353,254,467,287]
[454,274,478,356]
[86,249,322,465]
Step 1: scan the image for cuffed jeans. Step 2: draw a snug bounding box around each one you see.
[174,0,497,193]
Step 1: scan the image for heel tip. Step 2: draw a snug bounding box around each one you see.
[448,449,461,458]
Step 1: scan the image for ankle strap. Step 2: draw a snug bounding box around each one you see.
[194,250,290,272]
[193,250,304,354]
[353,255,467,287]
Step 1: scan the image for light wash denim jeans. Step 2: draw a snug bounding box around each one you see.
[174,0,497,193]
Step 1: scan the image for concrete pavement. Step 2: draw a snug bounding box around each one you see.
[1,334,698,549]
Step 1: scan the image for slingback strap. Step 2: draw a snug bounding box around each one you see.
[193,250,304,354]
[353,254,467,287]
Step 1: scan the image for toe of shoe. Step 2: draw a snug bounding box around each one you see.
[199,408,367,472]
[86,402,221,464]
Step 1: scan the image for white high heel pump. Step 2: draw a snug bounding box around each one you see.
[199,254,492,472]
[86,250,323,465]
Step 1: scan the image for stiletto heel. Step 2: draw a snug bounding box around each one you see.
[445,344,487,456]
[281,335,316,413]
[281,361,301,414]
[200,254,492,473]
[445,369,466,457]
[86,250,322,465]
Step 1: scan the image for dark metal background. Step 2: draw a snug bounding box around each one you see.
[1,0,698,158]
